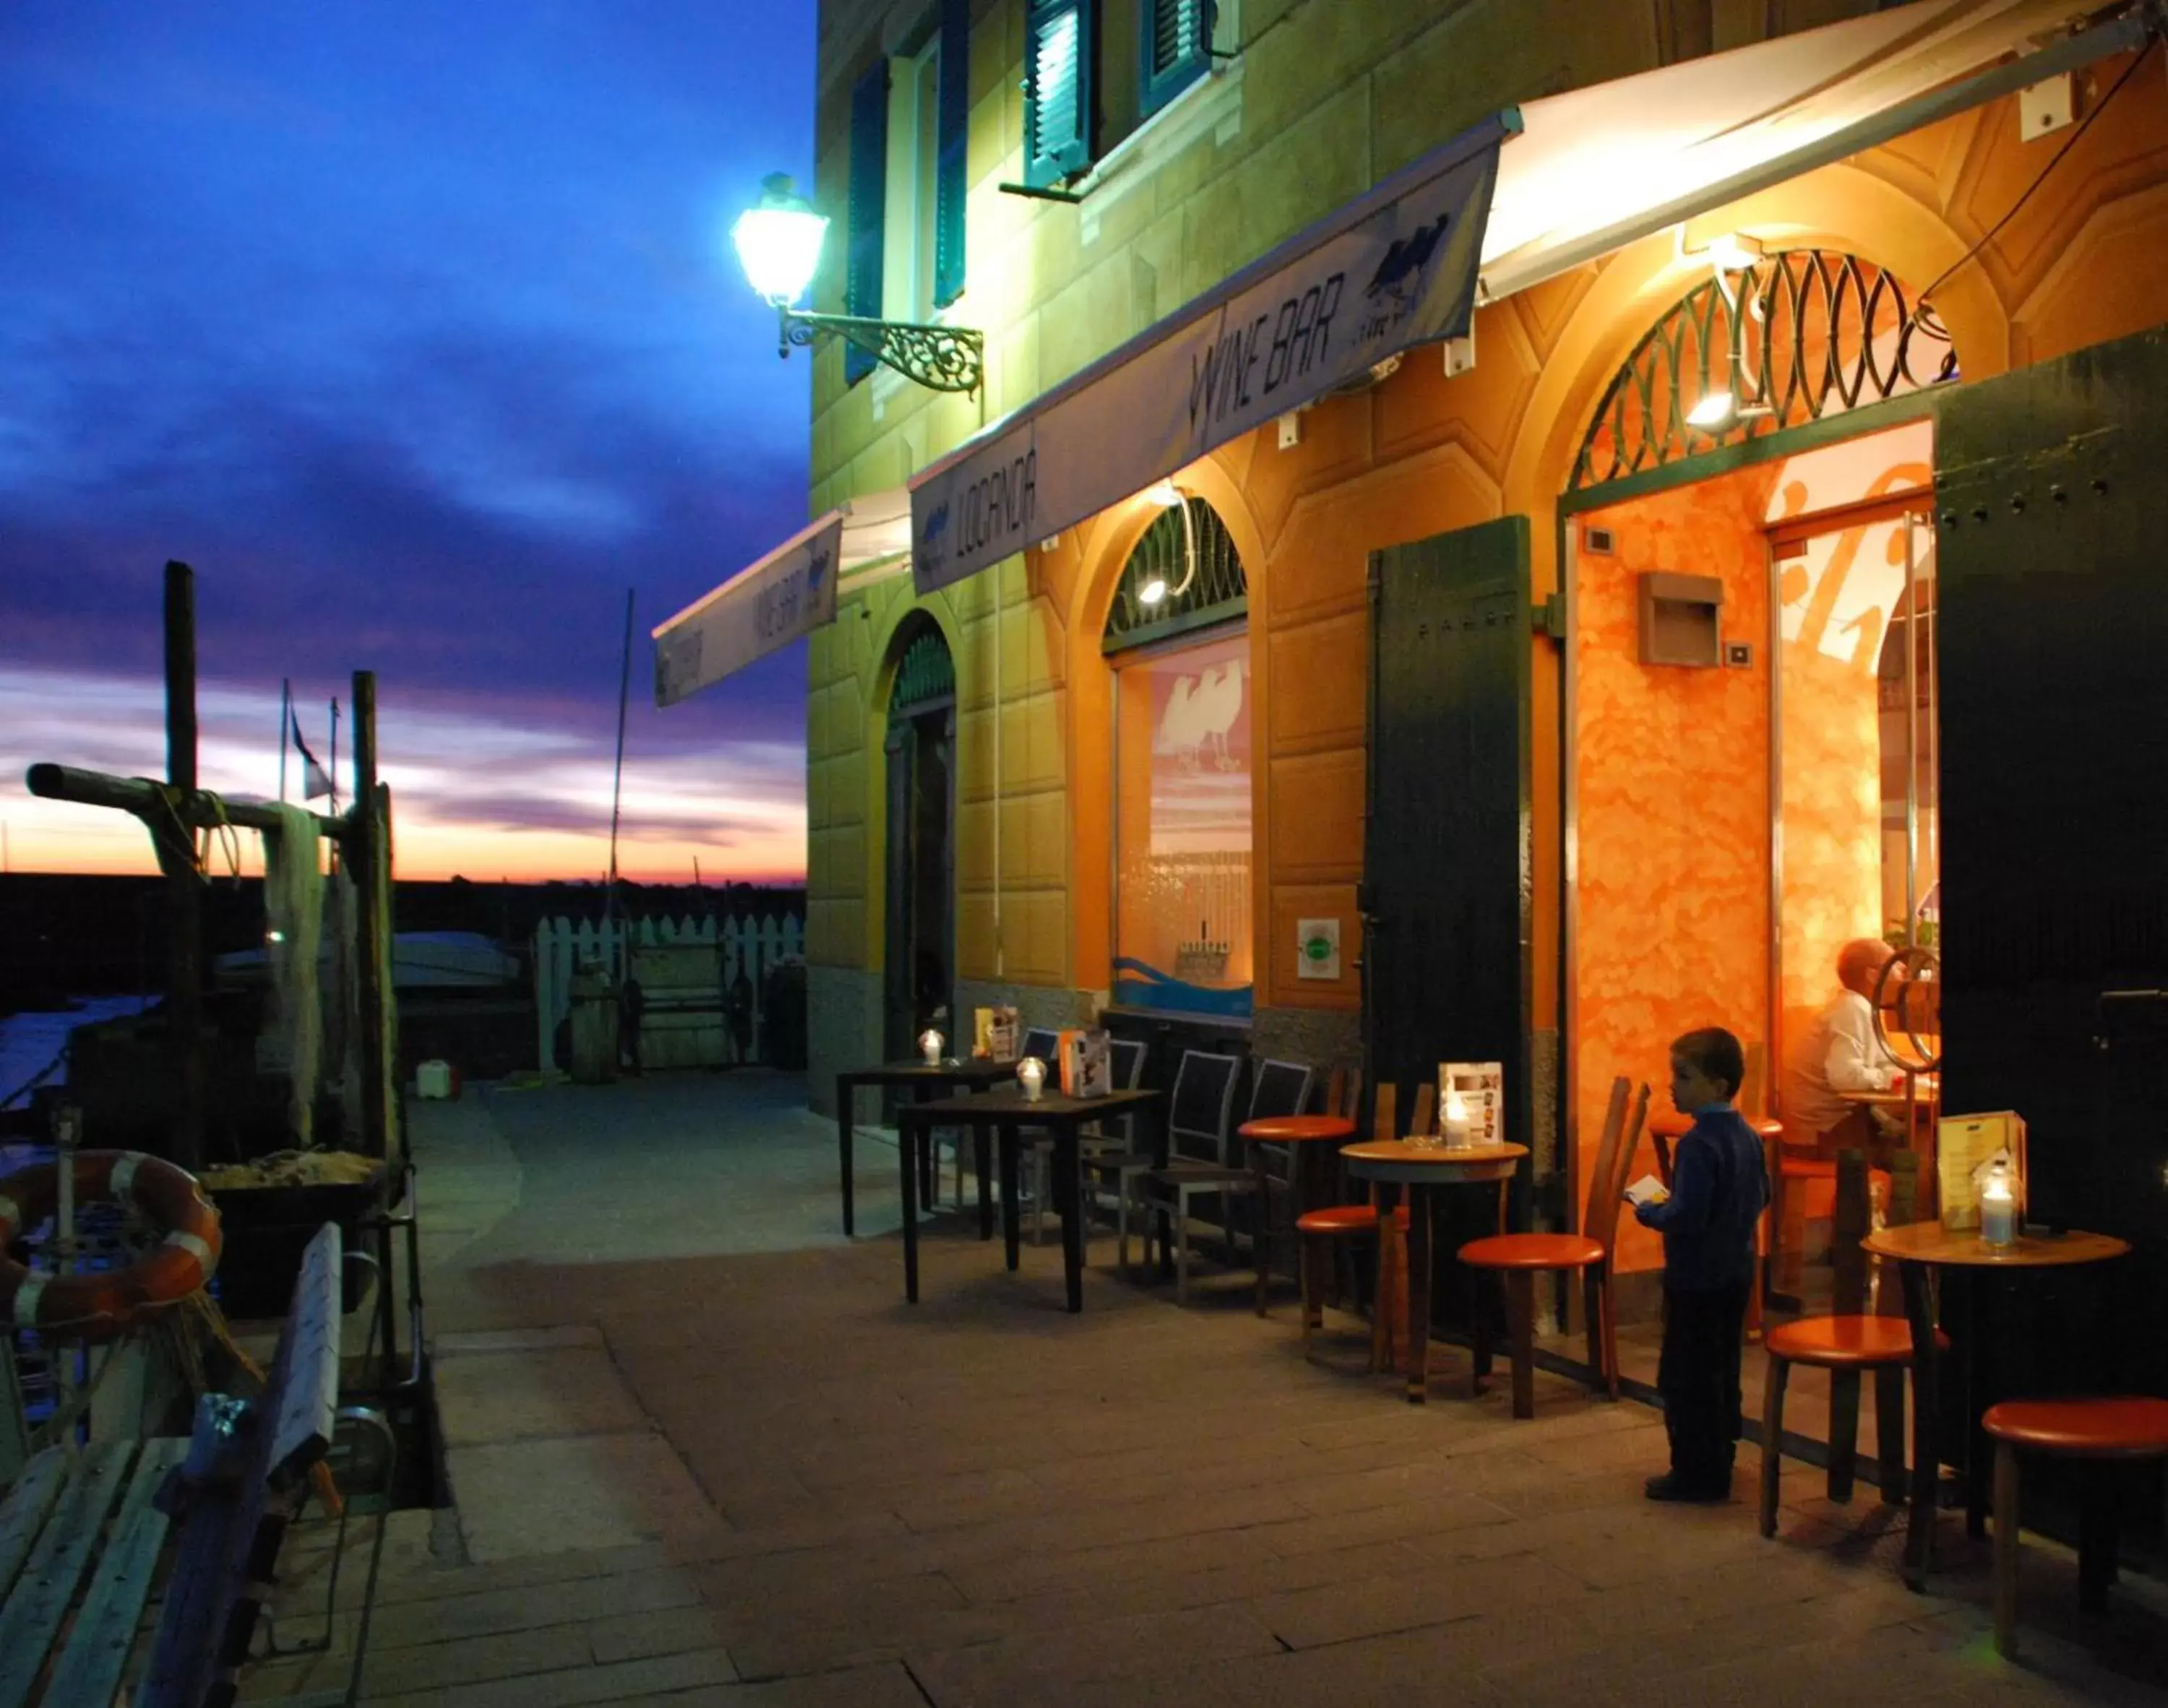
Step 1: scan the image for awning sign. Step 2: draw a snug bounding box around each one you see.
[910,113,1512,595]
[652,511,842,707]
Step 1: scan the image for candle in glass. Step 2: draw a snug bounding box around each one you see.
[919,1029,944,1066]
[1018,1056,1046,1101]
[1979,1161,2017,1248]
[1442,1090,1471,1151]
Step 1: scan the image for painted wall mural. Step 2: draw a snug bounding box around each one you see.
[1114,629,1255,1014]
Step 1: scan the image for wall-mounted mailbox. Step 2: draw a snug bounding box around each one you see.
[1638,572,1724,667]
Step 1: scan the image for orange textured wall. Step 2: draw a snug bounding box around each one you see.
[1578,465,1778,1274]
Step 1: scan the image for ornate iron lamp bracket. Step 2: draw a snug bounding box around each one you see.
[777,308,984,395]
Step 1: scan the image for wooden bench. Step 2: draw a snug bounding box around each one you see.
[0,1220,379,1708]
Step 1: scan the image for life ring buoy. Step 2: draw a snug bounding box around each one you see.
[0,1150,223,1338]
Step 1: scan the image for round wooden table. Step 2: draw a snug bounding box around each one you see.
[1860,1219,2133,1590]
[1340,1140,1528,1403]
[1240,1116,1356,1317]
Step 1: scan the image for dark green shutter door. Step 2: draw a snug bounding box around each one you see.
[1023,0,1092,189]
[1364,516,1532,1326]
[845,61,888,386]
[1933,326,2168,1251]
[1140,0,1212,119]
[934,0,970,309]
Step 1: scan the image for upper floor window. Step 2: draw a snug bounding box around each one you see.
[846,0,971,385]
[1025,0,1234,191]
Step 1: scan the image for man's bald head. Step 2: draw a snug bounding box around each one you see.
[1837,937,1894,996]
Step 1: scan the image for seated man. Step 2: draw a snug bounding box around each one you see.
[1784,937,1900,1152]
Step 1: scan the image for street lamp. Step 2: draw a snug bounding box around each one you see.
[731,173,985,396]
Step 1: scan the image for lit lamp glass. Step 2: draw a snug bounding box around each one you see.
[919,1028,945,1066]
[1017,1056,1046,1101]
[1685,389,1737,428]
[732,173,829,306]
[1979,1159,2018,1248]
[1442,1090,1471,1152]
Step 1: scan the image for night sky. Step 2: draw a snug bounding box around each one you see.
[1,3,818,883]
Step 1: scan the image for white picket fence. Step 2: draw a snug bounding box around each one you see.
[533,913,804,1071]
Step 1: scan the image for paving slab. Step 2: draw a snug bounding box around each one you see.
[444,1434,720,1563]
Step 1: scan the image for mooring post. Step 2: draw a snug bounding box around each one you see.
[163,561,205,1172]
[351,670,387,1163]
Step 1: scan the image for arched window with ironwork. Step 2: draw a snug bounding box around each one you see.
[1573,249,1959,492]
[1104,494,1254,1017]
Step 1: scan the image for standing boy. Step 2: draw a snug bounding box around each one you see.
[1633,1027,1770,1502]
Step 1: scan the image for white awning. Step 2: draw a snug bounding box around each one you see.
[906,0,2146,599]
[1479,0,2150,300]
[653,492,913,709]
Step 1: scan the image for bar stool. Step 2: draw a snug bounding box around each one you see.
[1982,1397,2168,1658]
[1758,1150,1928,1535]
[1758,1316,1946,1535]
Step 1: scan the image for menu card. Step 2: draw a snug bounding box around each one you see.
[973,1005,1020,1061]
[1936,1110,2027,1231]
[1439,1062,1505,1144]
[1061,1029,1113,1098]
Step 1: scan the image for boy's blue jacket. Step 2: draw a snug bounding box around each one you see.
[1633,1106,1770,1292]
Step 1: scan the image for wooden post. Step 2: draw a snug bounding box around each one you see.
[163,561,205,1172]
[350,671,387,1162]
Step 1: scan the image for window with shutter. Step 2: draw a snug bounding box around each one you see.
[1140,0,1212,119]
[1023,0,1093,189]
[934,0,969,307]
[845,61,888,386]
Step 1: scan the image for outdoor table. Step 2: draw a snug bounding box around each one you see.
[895,1084,1164,1314]
[1860,1219,2133,1590]
[1238,1114,1356,1316]
[833,1058,1018,1236]
[1341,1140,1528,1404]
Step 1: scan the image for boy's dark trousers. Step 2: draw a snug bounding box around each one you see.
[1658,1279,1751,1490]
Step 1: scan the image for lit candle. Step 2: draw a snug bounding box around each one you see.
[1442,1090,1471,1151]
[1979,1160,2017,1248]
[1018,1056,1046,1102]
[919,1029,944,1066]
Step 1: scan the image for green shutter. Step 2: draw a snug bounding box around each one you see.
[1140,0,1211,119]
[845,61,888,386]
[1023,0,1093,189]
[934,0,970,309]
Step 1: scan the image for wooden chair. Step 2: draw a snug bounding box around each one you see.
[1983,1396,2168,1658]
[1294,1077,1414,1366]
[1137,1052,1288,1304]
[1459,1077,1648,1416]
[1758,1152,1941,1536]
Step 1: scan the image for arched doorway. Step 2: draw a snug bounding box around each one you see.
[882,618,956,1062]
[1562,246,1958,1294]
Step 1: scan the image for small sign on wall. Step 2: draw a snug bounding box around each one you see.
[1296,918,1341,980]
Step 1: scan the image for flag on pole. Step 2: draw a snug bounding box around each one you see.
[291,706,335,800]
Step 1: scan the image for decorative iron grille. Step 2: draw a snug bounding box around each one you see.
[1571,249,1959,491]
[1103,496,1248,648]
[888,623,955,723]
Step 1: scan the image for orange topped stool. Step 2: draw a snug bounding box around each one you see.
[1982,1397,2168,1657]
[1759,1314,1948,1536]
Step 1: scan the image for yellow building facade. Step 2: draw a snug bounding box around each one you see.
[793,0,2168,1295]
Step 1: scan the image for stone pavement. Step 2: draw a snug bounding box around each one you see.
[240,1072,2168,1707]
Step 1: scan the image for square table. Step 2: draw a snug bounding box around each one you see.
[895,1085,1164,1313]
[833,1058,1020,1235]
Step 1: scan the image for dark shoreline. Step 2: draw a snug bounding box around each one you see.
[0,873,806,1016]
